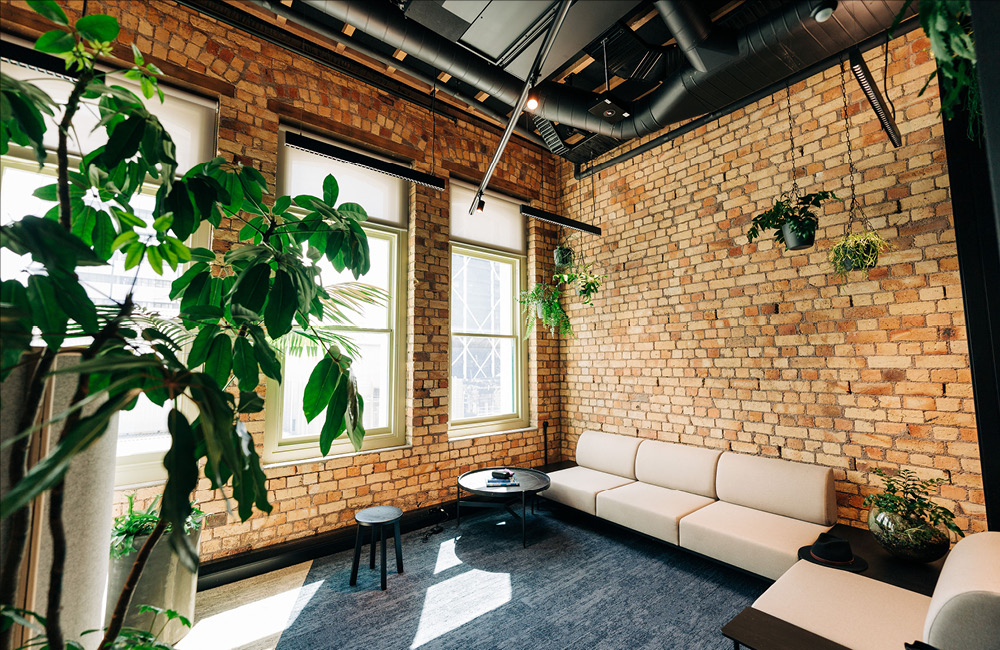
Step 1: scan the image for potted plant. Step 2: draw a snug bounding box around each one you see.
[519,283,572,337]
[107,495,204,645]
[555,263,606,306]
[863,467,964,563]
[747,190,840,251]
[554,234,576,271]
[830,230,891,282]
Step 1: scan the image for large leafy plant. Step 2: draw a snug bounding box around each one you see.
[746,190,839,250]
[0,2,380,648]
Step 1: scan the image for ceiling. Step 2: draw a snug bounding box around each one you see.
[239,0,914,165]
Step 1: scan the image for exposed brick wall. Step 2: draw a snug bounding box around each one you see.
[2,0,563,560]
[555,30,985,534]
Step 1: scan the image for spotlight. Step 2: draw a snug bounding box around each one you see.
[526,94,539,111]
[811,0,837,23]
[849,49,902,147]
[476,199,485,213]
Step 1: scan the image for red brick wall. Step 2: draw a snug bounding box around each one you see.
[2,0,564,560]
[555,30,985,534]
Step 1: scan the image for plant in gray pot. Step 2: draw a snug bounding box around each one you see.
[107,495,205,645]
[747,190,839,251]
[863,467,964,563]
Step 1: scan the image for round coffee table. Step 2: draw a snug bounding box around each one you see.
[456,467,550,548]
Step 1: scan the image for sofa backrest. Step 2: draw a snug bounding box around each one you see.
[635,440,723,498]
[715,452,836,526]
[575,430,642,479]
[924,531,1000,650]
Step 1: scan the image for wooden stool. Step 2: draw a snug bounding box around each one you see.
[349,506,403,591]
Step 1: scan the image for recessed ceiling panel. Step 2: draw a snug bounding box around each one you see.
[460,0,553,60]
[505,0,642,81]
[440,0,490,24]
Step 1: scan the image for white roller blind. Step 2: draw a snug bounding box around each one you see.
[279,128,407,228]
[0,60,217,173]
[450,181,525,254]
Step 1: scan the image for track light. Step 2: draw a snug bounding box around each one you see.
[849,49,902,148]
[811,0,837,23]
[476,199,485,213]
[526,94,539,111]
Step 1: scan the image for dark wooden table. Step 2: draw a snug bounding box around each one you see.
[721,523,947,649]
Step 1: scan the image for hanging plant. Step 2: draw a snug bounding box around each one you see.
[553,233,577,271]
[519,282,572,337]
[555,262,606,306]
[747,190,839,251]
[830,230,892,282]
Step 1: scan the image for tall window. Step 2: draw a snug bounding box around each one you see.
[263,130,406,462]
[449,183,527,437]
[0,52,217,487]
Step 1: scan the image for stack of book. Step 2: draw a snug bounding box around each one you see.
[487,468,519,487]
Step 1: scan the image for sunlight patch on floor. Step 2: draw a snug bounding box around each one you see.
[433,537,462,574]
[410,569,511,649]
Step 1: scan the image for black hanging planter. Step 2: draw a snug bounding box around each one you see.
[781,222,815,251]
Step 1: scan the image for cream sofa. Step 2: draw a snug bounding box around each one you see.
[753,531,1000,650]
[544,430,836,579]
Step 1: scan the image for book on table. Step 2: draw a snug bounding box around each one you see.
[487,478,519,487]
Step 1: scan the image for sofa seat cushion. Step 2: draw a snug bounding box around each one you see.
[544,466,634,515]
[753,560,931,650]
[678,501,832,580]
[596,481,715,545]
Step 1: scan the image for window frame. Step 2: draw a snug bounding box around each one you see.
[262,222,407,463]
[448,241,529,438]
[0,152,213,488]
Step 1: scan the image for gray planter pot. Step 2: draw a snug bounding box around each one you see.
[781,221,815,251]
[105,528,201,645]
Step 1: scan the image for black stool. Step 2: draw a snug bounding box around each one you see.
[349,506,403,590]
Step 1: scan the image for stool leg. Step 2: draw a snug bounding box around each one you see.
[349,526,363,586]
[380,524,387,591]
[394,521,404,574]
[370,524,376,570]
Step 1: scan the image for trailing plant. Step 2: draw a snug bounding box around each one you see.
[746,190,840,250]
[893,0,980,139]
[829,230,891,283]
[554,262,606,306]
[864,468,965,539]
[0,3,381,649]
[519,282,572,337]
[110,495,205,559]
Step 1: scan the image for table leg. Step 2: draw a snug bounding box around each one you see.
[380,525,387,591]
[394,521,404,573]
[349,526,363,586]
[456,483,461,527]
[521,491,526,548]
[369,524,376,569]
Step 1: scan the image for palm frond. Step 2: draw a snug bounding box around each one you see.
[320,282,387,325]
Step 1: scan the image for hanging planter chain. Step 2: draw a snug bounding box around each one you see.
[841,58,875,234]
[785,82,800,196]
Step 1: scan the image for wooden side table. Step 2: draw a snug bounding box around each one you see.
[721,523,947,649]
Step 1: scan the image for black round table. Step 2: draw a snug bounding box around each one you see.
[456,467,550,548]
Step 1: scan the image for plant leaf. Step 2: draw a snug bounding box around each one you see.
[204,332,232,388]
[232,337,259,391]
[75,14,119,43]
[302,356,341,423]
[263,269,295,338]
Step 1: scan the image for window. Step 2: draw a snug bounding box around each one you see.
[263,130,407,462]
[449,183,528,437]
[0,51,217,486]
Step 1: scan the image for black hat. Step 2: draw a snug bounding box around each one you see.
[797,533,868,572]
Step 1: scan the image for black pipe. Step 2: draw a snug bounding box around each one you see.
[574,17,921,180]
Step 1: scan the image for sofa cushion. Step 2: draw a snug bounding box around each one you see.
[924,531,1000,650]
[634,440,722,498]
[544,466,634,515]
[715,452,836,526]
[596,481,715,545]
[678,501,832,580]
[575,430,642,479]
[753,560,930,650]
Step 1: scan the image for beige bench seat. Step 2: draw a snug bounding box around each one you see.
[679,501,832,580]
[545,465,635,515]
[598,481,714,545]
[753,559,932,650]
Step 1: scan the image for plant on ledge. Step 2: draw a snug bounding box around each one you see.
[829,229,891,283]
[0,3,379,648]
[519,282,572,337]
[864,467,964,563]
[746,190,840,251]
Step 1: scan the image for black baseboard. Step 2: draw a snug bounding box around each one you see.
[197,501,455,591]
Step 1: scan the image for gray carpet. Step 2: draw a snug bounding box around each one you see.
[276,504,770,650]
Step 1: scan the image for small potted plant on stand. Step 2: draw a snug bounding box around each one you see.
[747,190,839,251]
[830,229,891,283]
[863,468,964,563]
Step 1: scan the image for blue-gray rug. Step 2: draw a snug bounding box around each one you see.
[276,504,769,650]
